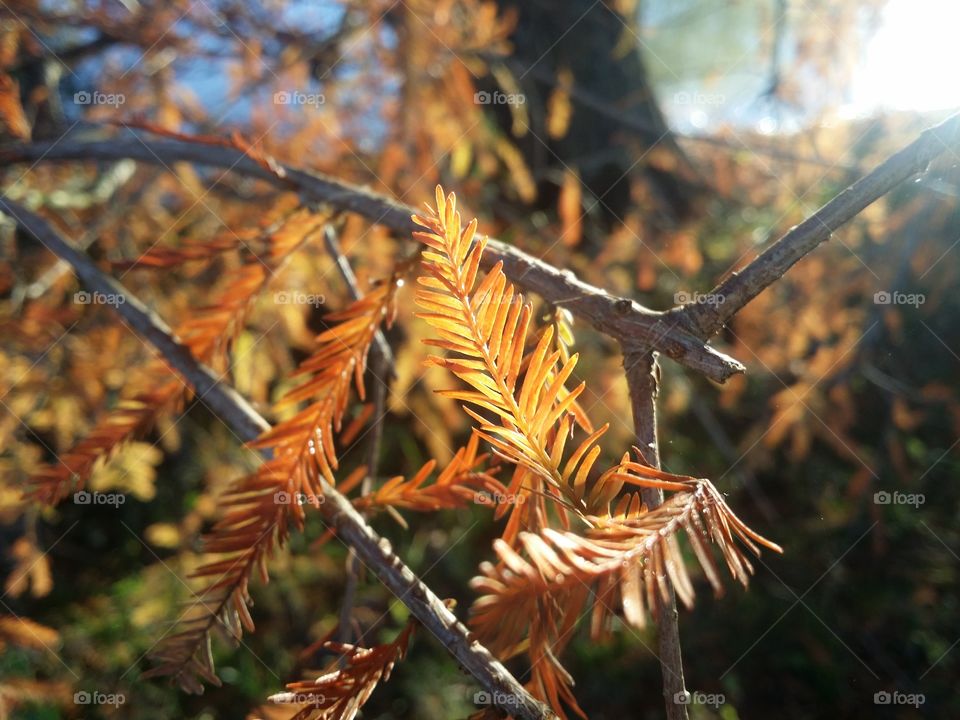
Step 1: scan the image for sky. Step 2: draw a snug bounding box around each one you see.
[645,0,960,133]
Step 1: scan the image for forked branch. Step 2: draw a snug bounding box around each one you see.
[0,131,743,382]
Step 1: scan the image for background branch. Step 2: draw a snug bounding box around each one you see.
[0,198,557,720]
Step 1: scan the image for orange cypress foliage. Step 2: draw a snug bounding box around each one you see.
[353,431,505,515]
[263,621,415,720]
[146,273,401,692]
[411,187,726,519]
[412,186,781,718]
[28,209,327,504]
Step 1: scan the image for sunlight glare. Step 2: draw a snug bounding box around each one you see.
[848,0,960,114]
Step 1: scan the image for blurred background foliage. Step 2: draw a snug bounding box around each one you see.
[1,0,958,718]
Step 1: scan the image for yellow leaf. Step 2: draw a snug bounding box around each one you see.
[558,170,583,247]
[547,68,574,139]
[89,441,163,501]
[145,522,182,549]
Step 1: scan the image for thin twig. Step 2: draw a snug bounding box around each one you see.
[323,223,394,646]
[322,224,395,370]
[336,345,390,648]
[623,350,689,720]
[677,111,960,338]
[0,131,743,382]
[0,198,558,720]
[322,221,395,483]
[361,347,390,488]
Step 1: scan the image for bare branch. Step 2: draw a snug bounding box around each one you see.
[0,198,558,720]
[0,132,743,382]
[677,112,960,338]
[624,350,689,720]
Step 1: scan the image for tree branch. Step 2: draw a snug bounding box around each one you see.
[676,111,960,338]
[0,131,743,383]
[623,350,688,720]
[0,198,557,720]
